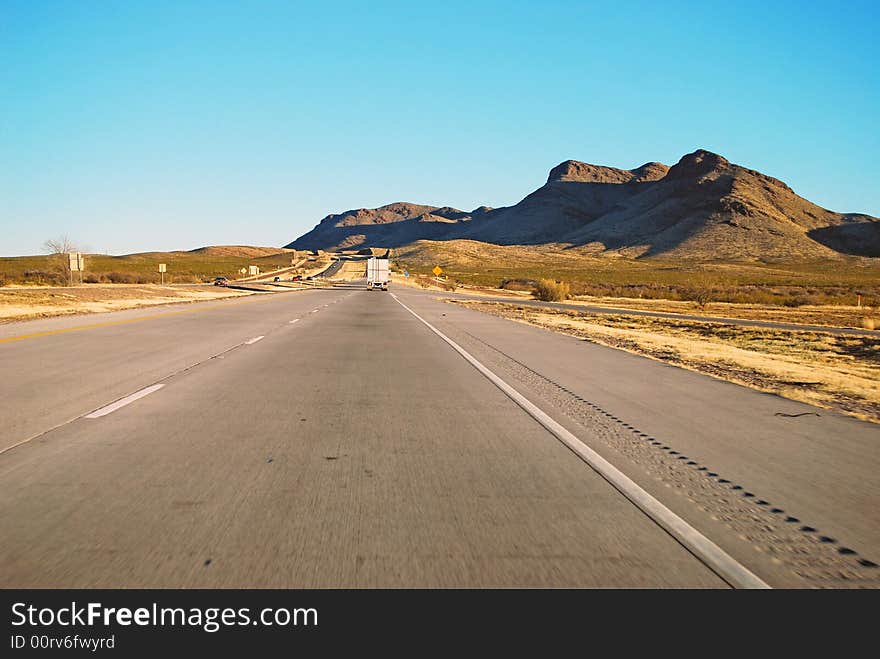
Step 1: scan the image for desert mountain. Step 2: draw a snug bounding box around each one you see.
[286,150,879,260]
[288,202,493,251]
[186,246,294,258]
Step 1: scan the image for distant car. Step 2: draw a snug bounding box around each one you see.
[213,277,229,287]
[305,276,314,280]
[291,275,302,281]
[273,276,281,282]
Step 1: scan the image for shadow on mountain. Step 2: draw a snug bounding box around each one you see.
[808,221,880,257]
[287,150,880,262]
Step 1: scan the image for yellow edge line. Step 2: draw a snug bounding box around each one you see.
[0,293,283,344]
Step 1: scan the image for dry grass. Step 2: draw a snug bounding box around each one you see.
[561,296,879,330]
[393,273,458,291]
[533,279,570,301]
[390,239,880,308]
[0,246,299,286]
[453,300,880,423]
[0,285,250,323]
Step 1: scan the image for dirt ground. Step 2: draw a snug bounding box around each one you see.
[392,274,878,329]
[453,300,880,424]
[563,295,879,330]
[0,284,251,323]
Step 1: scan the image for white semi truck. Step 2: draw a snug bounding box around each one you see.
[366,257,389,291]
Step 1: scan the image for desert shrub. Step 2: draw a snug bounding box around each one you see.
[23,269,66,285]
[105,272,157,284]
[683,286,714,308]
[533,279,570,301]
[0,273,7,287]
[106,271,138,284]
[783,295,813,308]
[500,278,537,291]
[82,273,102,283]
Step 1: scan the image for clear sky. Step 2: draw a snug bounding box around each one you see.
[1,0,878,255]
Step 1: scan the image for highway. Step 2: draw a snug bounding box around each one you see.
[1,283,878,588]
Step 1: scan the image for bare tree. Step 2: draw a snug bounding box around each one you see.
[683,273,719,309]
[43,235,78,255]
[43,235,80,286]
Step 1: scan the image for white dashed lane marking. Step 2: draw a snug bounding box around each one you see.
[85,384,166,419]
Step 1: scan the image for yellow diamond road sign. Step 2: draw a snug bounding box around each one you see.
[432,265,443,277]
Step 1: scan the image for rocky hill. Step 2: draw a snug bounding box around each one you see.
[286,150,879,260]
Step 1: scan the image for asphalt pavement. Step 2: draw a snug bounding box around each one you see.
[1,283,877,587]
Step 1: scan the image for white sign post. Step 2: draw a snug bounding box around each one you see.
[158,263,167,285]
[68,252,84,286]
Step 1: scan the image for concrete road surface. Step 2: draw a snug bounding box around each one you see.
[1,284,877,587]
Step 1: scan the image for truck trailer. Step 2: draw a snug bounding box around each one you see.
[366,257,389,291]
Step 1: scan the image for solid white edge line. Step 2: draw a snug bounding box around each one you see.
[391,293,770,590]
[244,335,265,344]
[85,384,166,419]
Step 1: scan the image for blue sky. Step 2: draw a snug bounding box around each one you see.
[1,0,878,255]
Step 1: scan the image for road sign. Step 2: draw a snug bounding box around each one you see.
[67,253,84,285]
[240,267,247,275]
[248,265,260,276]
[432,265,443,277]
[158,263,166,273]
